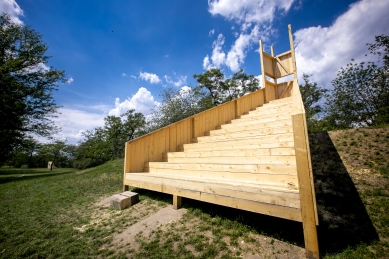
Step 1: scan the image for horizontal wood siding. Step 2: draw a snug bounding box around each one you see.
[124,89,266,173]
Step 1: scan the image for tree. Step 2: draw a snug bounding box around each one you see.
[325,35,389,128]
[148,86,210,130]
[299,74,328,132]
[39,140,67,170]
[193,68,260,106]
[193,68,225,106]
[0,13,66,163]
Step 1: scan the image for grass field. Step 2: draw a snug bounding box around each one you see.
[0,126,388,258]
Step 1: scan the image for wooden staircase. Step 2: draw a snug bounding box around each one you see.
[123,25,320,258]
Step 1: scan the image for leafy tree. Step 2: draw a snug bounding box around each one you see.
[148,86,209,130]
[73,110,146,169]
[325,36,389,128]
[39,140,67,170]
[193,68,225,106]
[193,68,260,106]
[222,69,260,102]
[0,13,66,163]
[299,74,328,132]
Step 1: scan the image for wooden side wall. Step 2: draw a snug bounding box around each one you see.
[124,89,266,173]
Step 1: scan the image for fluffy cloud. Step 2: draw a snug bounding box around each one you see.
[208,0,293,24]
[203,34,226,70]
[139,71,161,84]
[0,0,23,24]
[205,0,294,71]
[164,74,187,87]
[294,0,389,87]
[50,108,106,143]
[109,87,158,116]
[209,29,215,36]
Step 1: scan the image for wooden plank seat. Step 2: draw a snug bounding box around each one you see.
[124,172,302,222]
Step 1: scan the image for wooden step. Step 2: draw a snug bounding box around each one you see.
[194,132,294,144]
[162,155,296,166]
[207,125,292,137]
[166,148,295,158]
[125,172,300,208]
[146,162,297,175]
[268,97,293,104]
[230,114,292,124]
[239,106,295,118]
[215,118,292,130]
[145,164,298,187]
[179,142,295,152]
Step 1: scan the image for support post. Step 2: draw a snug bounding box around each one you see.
[173,195,182,210]
[293,113,319,259]
[259,40,268,103]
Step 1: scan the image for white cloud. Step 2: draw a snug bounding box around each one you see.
[66,77,74,84]
[209,29,215,36]
[0,0,23,24]
[208,0,293,24]
[139,71,161,84]
[122,73,127,77]
[205,0,293,71]
[50,108,106,143]
[294,0,389,88]
[164,74,187,87]
[109,87,158,116]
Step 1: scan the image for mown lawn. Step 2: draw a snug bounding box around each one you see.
[0,126,388,258]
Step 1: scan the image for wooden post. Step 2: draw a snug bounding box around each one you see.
[259,40,268,103]
[271,46,278,99]
[293,113,319,259]
[173,195,182,209]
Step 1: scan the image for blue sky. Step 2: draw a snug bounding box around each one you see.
[2,0,389,143]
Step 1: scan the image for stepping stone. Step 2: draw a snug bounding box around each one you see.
[110,191,139,210]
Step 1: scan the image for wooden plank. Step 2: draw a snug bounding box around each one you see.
[163,155,297,166]
[182,141,295,152]
[146,162,297,175]
[280,81,293,98]
[126,173,300,205]
[144,168,299,188]
[259,40,268,103]
[292,113,319,259]
[123,178,302,222]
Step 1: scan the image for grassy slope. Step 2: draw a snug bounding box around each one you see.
[0,126,388,258]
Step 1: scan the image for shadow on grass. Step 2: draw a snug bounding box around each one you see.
[0,170,76,184]
[131,132,379,256]
[310,132,379,255]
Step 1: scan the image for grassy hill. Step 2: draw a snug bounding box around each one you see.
[0,126,388,258]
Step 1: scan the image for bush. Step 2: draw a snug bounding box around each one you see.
[21,165,29,169]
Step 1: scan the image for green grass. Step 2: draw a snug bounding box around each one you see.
[1,126,389,258]
[0,159,127,258]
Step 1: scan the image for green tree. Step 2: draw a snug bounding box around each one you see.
[193,68,259,106]
[39,140,67,170]
[299,74,328,132]
[0,13,66,163]
[325,35,389,128]
[148,86,209,130]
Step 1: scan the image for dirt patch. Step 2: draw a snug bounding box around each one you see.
[112,206,187,251]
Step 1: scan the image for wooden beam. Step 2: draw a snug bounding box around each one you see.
[280,81,293,98]
[259,40,268,103]
[292,113,319,259]
[173,195,182,209]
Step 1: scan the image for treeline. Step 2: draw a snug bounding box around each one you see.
[1,9,387,169]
